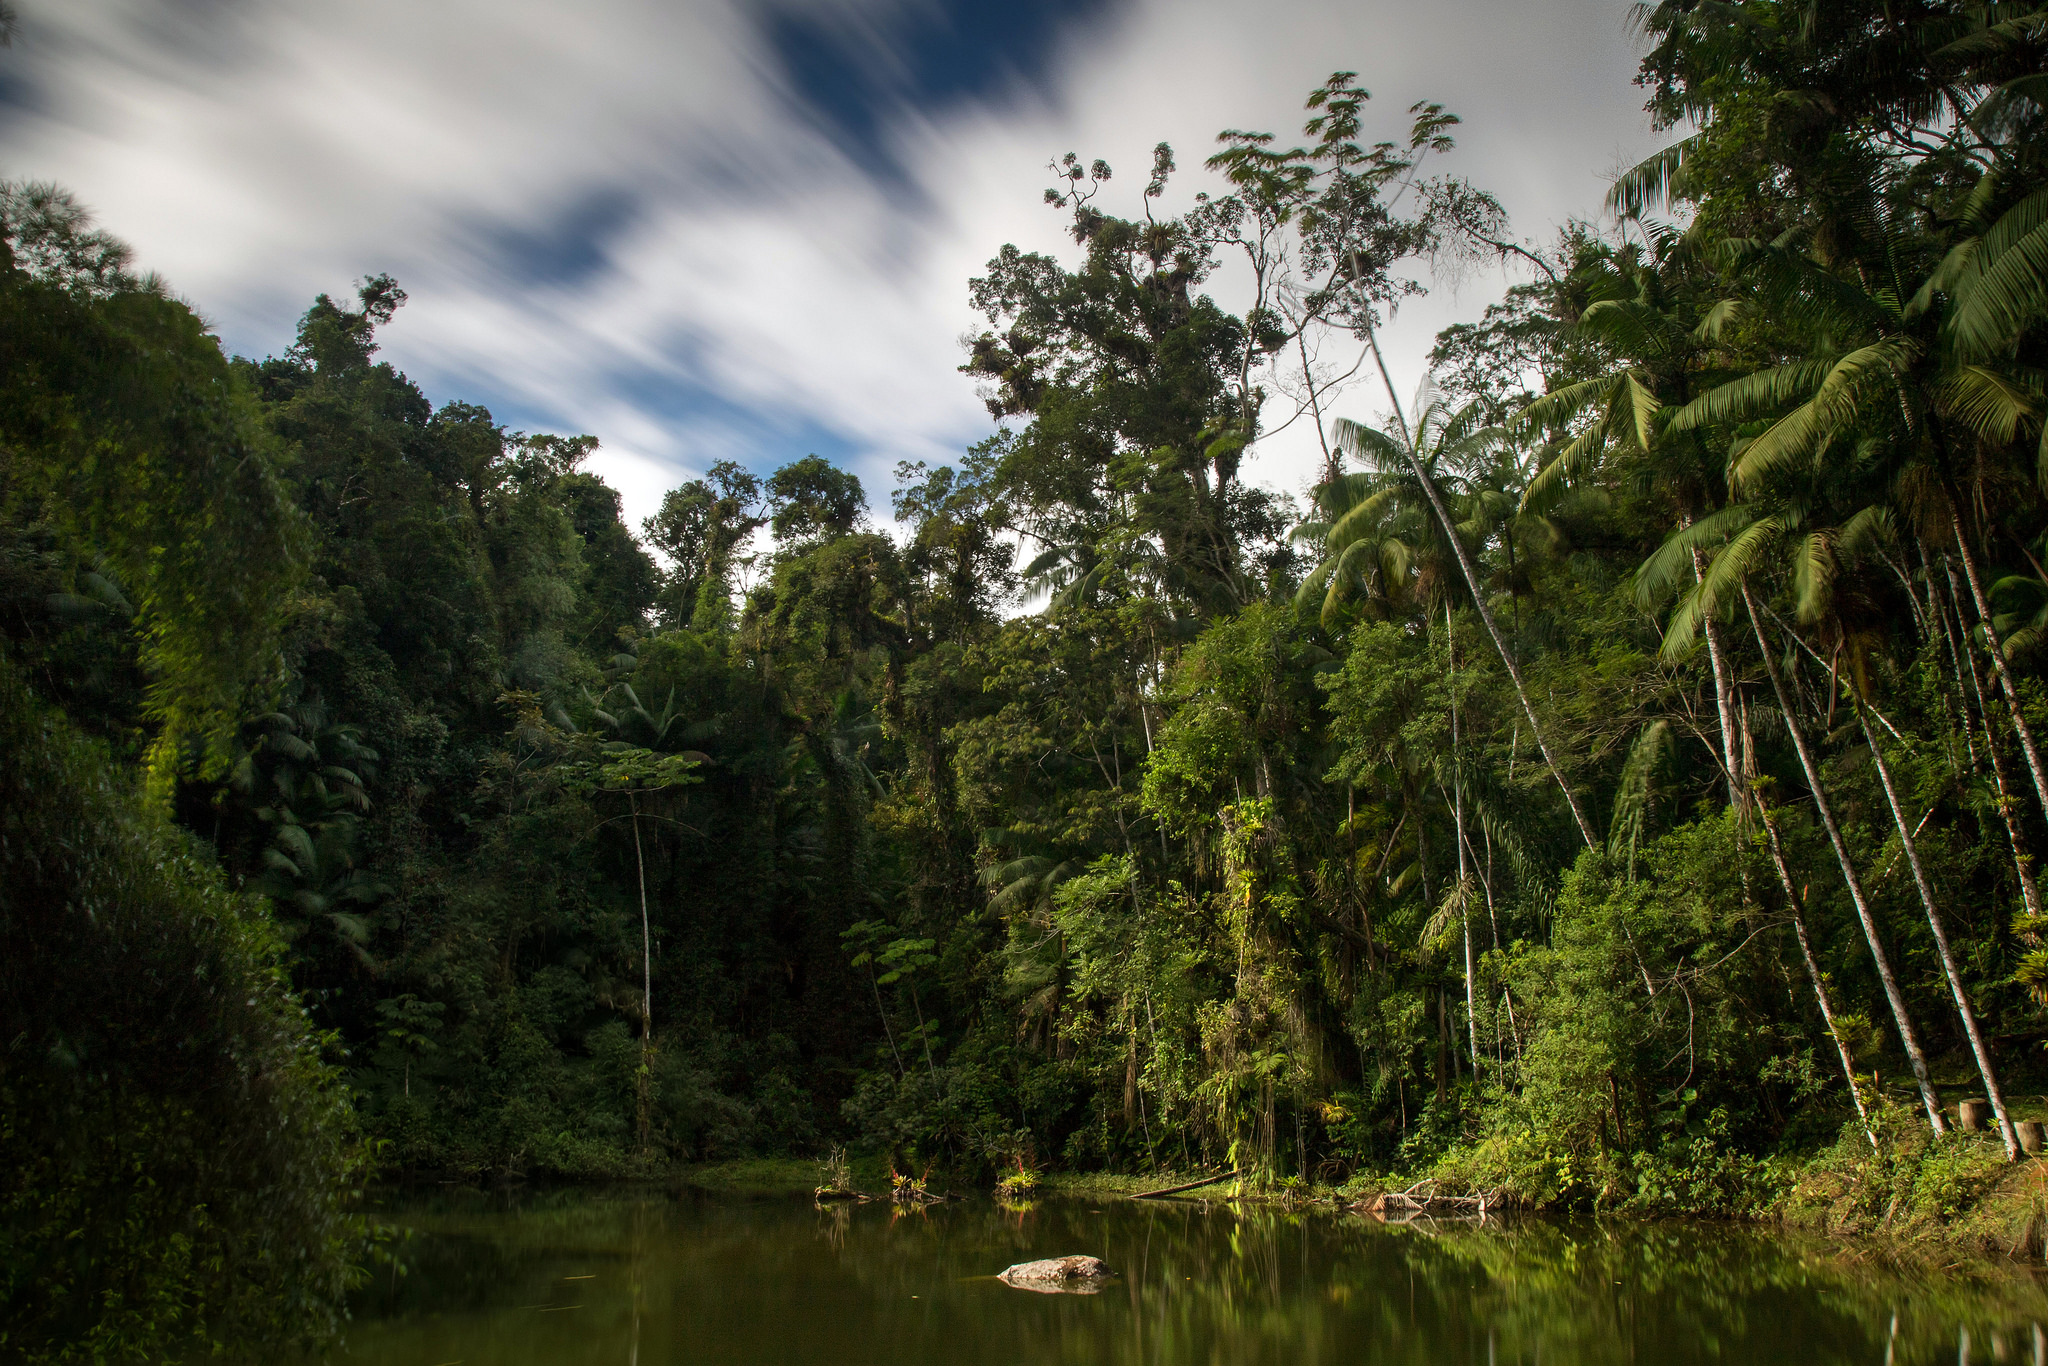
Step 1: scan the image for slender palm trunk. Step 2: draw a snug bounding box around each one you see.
[1950,515,2048,819]
[1945,560,2046,920]
[1851,698,2019,1159]
[1365,328,1598,849]
[1742,580,1946,1132]
[1448,602,1481,1085]
[1757,801,1877,1149]
[630,791,653,1156]
[1927,545,1984,775]
[1734,614,1869,1143]
[1696,550,1746,813]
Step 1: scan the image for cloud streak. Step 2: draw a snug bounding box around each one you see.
[1,0,1659,527]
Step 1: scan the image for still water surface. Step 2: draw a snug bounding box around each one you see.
[302,1188,2048,1365]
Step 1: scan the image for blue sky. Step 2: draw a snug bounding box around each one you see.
[0,0,1658,532]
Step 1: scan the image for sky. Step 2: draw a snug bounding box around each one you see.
[0,0,1663,534]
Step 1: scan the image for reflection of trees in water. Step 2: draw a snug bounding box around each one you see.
[330,1194,2048,1366]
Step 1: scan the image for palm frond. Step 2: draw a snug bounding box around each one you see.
[1938,364,2040,449]
[1633,504,1758,611]
[1608,720,1674,872]
[1728,340,1919,491]
[1627,373,1665,451]
[1519,425,1605,514]
[1607,134,1700,219]
[1950,188,2048,357]
[1666,360,1833,433]
[1791,529,1839,625]
[1517,374,1619,432]
[1331,418,1407,470]
[1659,516,1782,661]
[1693,297,1747,342]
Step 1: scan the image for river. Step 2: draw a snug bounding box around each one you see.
[293,1187,2048,1364]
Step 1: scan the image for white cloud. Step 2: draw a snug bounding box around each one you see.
[2,0,1660,529]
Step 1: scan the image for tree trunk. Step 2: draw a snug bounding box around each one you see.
[1950,514,2048,820]
[1851,697,2019,1159]
[1696,549,1747,813]
[1365,329,1598,850]
[1757,801,1877,1149]
[1742,580,1946,1132]
[1945,559,2046,920]
[1448,602,1481,1087]
[630,791,653,1156]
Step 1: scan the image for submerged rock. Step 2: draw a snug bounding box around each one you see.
[998,1255,1116,1293]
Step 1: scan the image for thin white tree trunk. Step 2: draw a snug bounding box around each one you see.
[1365,329,1599,849]
[1945,559,2046,920]
[1951,517,2048,820]
[1742,580,1946,1132]
[1852,698,2018,1160]
[1697,549,1746,813]
[1448,601,1481,1085]
[631,790,653,1155]
[1757,802,1877,1149]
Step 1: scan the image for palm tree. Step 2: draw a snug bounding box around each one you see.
[1518,232,1753,814]
[1322,389,1601,850]
[1666,206,2048,828]
[586,681,704,1155]
[1303,389,1556,1076]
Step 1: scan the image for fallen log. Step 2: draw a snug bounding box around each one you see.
[1357,1179,1499,1218]
[1131,1169,1242,1200]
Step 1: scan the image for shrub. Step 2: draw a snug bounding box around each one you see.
[0,661,368,1361]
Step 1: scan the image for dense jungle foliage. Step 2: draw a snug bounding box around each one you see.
[5,0,2048,1349]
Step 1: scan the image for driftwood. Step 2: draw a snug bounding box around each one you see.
[1356,1179,1500,1221]
[1131,1169,1242,1200]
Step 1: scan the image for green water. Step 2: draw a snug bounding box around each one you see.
[304,1189,2048,1365]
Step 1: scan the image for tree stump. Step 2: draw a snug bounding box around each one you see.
[2019,1120,2045,1156]
[1958,1098,1991,1133]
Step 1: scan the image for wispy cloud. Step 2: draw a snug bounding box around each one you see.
[1,0,1656,527]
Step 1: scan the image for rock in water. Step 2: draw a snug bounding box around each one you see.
[998,1255,1116,1294]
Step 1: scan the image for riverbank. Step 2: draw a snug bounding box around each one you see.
[656,1122,2048,1265]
